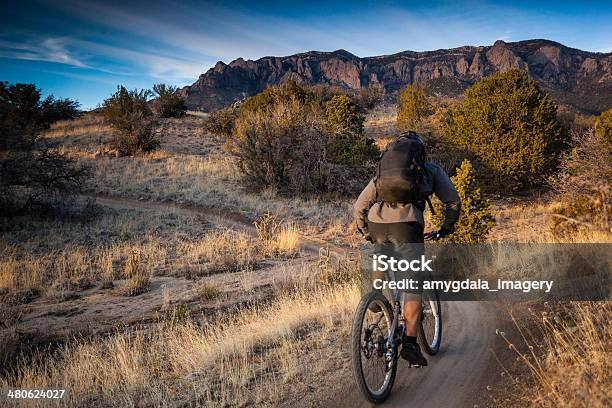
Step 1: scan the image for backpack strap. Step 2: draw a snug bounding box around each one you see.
[425,196,436,215]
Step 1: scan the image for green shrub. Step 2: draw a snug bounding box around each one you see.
[204,107,237,138]
[239,80,321,116]
[444,70,567,192]
[397,84,433,133]
[101,86,158,155]
[432,159,495,243]
[0,82,86,212]
[226,83,374,195]
[325,94,364,134]
[151,83,186,118]
[227,96,328,193]
[595,107,612,145]
[325,95,379,167]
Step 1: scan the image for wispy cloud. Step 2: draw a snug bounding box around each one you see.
[1,0,610,110]
[0,36,87,67]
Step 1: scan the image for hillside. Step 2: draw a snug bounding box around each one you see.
[179,39,612,114]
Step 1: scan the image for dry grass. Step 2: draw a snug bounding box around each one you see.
[254,211,300,256]
[44,115,354,235]
[499,302,611,407]
[197,283,220,301]
[1,276,360,407]
[3,112,609,408]
[364,103,397,139]
[44,114,113,140]
[0,206,298,299]
[121,251,152,296]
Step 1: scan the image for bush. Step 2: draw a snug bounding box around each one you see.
[550,126,611,235]
[444,70,567,192]
[397,84,433,133]
[357,83,385,111]
[101,86,158,155]
[325,95,379,167]
[203,107,237,138]
[226,82,376,195]
[431,159,495,243]
[0,82,87,212]
[239,80,320,115]
[595,107,612,144]
[40,96,81,125]
[151,83,186,118]
[325,94,364,134]
[227,96,328,193]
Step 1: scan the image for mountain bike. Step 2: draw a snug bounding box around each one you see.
[351,284,441,403]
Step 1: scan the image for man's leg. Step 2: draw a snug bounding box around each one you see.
[403,297,421,336]
[399,293,428,365]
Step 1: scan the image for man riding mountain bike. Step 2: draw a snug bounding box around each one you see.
[354,131,461,367]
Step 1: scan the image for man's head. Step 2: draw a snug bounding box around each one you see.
[399,131,425,147]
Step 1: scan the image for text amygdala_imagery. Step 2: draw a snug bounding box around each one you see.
[372,278,554,293]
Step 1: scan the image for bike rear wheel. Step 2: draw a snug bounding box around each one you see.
[419,289,442,355]
[351,291,397,404]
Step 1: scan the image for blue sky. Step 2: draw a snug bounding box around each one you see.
[1,0,611,110]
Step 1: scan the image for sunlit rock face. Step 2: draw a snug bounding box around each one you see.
[179,39,612,114]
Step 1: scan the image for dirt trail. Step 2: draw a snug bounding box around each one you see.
[92,195,504,408]
[332,301,500,408]
[93,194,349,257]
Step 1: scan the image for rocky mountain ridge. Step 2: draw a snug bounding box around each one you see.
[179,39,612,114]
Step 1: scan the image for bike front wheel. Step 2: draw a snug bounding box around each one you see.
[419,289,442,355]
[351,291,397,404]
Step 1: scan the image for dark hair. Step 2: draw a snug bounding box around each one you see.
[399,131,426,147]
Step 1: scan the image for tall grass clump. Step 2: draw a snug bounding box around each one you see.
[122,250,151,296]
[498,302,610,407]
[254,211,300,256]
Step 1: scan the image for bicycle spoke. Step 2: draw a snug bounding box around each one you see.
[360,300,392,394]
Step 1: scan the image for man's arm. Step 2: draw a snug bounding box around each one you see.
[354,179,377,237]
[432,165,461,233]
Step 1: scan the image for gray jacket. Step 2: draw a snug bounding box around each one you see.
[354,162,461,235]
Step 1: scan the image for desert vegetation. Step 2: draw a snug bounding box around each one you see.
[443,70,568,192]
[151,83,187,118]
[0,72,610,408]
[0,82,87,213]
[101,86,159,156]
[498,301,610,407]
[547,106,611,238]
[223,81,378,195]
[431,159,495,243]
[396,84,433,134]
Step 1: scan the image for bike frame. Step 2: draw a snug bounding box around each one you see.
[384,286,404,365]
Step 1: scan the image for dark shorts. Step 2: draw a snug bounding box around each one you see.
[368,222,426,296]
[368,221,424,244]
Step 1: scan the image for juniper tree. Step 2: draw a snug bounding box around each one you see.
[397,84,432,133]
[443,70,567,192]
[432,159,495,243]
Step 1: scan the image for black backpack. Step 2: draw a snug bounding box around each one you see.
[374,132,434,212]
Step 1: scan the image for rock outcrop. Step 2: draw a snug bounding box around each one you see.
[179,39,612,114]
